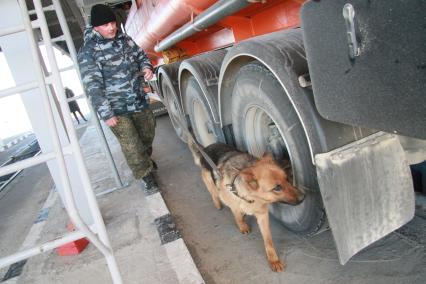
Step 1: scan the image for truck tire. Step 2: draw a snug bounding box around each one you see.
[231,62,325,235]
[161,79,187,142]
[182,76,220,146]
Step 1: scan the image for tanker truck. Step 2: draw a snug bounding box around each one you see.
[123,0,426,264]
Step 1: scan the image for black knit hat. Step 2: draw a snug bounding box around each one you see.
[90,4,116,27]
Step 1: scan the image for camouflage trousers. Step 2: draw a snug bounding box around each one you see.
[110,108,156,179]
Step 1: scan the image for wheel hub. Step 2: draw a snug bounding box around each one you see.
[267,123,288,161]
[193,100,216,146]
[245,106,290,161]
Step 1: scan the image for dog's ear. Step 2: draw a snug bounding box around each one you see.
[239,168,258,190]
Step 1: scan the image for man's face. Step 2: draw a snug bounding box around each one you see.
[94,21,117,39]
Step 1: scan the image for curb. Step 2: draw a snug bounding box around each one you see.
[144,190,205,284]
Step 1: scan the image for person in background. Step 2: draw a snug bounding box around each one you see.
[77,4,158,192]
[65,87,87,124]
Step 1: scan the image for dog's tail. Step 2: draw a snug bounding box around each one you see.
[187,136,202,166]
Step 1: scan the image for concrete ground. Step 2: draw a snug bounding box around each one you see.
[157,115,426,284]
[0,117,201,284]
[0,114,425,284]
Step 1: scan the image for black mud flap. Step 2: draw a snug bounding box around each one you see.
[301,0,426,139]
[315,132,414,264]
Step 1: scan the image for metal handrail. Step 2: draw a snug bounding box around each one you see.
[0,149,62,177]
[0,150,41,194]
[0,1,123,283]
[28,4,55,15]
[0,25,25,37]
[31,0,123,282]
[0,230,86,268]
[58,65,75,72]
[0,81,39,99]
[21,0,111,255]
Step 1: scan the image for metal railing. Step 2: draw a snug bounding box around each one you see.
[0,0,123,283]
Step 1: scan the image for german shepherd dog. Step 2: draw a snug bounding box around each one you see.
[188,140,305,272]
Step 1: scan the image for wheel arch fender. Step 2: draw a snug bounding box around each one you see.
[178,49,227,124]
[218,28,366,163]
[158,61,182,113]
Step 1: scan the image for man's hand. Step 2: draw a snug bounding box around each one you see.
[143,68,153,81]
[105,116,118,127]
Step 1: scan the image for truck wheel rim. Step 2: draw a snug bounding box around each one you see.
[164,84,184,139]
[193,100,215,146]
[245,105,294,181]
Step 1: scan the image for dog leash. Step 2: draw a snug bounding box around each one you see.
[194,137,223,180]
[173,115,255,204]
[173,116,223,179]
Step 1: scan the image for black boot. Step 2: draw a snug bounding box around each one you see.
[141,172,158,194]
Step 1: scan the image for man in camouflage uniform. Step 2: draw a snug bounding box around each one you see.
[78,4,158,191]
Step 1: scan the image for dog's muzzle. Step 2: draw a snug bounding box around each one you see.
[280,194,304,205]
[280,186,306,205]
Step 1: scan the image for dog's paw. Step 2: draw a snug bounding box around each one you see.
[269,259,285,272]
[239,223,251,234]
[214,202,222,210]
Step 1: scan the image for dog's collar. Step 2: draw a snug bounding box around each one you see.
[226,174,254,204]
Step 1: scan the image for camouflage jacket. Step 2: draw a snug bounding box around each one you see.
[77,27,153,120]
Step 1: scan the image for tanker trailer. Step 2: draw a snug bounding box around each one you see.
[124,0,426,264]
